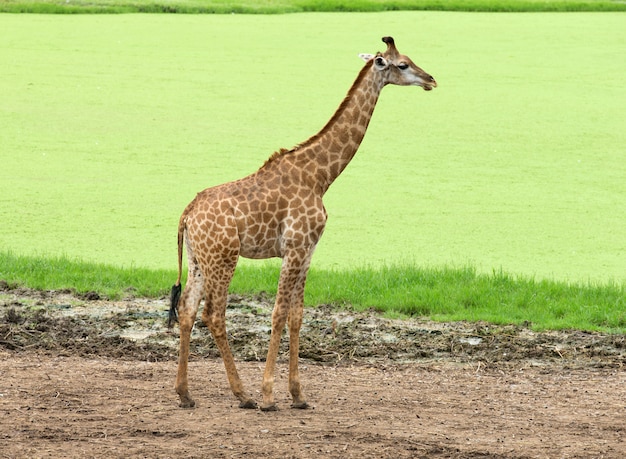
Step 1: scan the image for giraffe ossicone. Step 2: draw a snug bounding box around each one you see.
[168,36,436,411]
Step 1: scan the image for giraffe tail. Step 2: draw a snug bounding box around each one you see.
[167,214,185,328]
[167,283,182,328]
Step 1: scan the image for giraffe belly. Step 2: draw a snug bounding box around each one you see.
[238,226,282,260]
[239,243,281,260]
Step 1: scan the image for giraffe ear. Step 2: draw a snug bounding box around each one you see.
[372,55,389,70]
[359,53,375,62]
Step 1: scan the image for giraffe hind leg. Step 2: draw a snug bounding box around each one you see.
[201,261,257,409]
[174,264,204,408]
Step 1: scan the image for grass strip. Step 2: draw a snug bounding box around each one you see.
[1,0,624,14]
[1,251,623,333]
[0,251,173,299]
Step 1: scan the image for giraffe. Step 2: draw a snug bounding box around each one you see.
[168,36,436,411]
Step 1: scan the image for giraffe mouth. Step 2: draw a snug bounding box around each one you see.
[421,77,437,91]
[422,80,437,91]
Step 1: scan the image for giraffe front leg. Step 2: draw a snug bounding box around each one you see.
[288,301,309,409]
[260,299,289,411]
[261,248,313,411]
[288,249,314,409]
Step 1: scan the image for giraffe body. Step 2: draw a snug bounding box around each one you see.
[169,37,436,410]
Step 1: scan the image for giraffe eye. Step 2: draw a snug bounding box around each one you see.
[398,63,409,70]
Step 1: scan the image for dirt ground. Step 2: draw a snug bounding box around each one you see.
[1,287,624,458]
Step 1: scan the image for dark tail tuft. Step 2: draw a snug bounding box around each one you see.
[167,283,182,328]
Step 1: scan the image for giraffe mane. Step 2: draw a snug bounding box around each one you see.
[260,58,375,170]
[262,147,291,167]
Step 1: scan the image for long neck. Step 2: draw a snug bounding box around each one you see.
[263,60,385,195]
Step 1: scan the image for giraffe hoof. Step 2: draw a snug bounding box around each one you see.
[179,398,196,409]
[260,403,279,412]
[239,399,258,409]
[291,401,310,410]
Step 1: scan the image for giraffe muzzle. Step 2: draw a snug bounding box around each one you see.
[421,76,437,91]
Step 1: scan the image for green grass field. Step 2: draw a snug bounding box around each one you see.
[1,0,625,13]
[1,9,625,331]
[2,12,624,281]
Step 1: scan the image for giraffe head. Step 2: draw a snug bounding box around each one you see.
[359,36,437,91]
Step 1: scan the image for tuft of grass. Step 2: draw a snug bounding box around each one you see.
[0,0,624,13]
[2,251,623,333]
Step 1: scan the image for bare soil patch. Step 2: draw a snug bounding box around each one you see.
[1,288,624,458]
